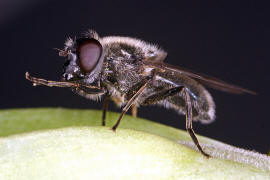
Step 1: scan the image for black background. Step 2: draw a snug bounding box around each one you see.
[1,1,269,154]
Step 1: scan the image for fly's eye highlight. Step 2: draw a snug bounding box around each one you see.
[77,38,102,73]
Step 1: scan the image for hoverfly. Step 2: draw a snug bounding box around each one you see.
[25,30,255,157]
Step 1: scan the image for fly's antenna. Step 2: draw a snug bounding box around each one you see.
[53,48,69,57]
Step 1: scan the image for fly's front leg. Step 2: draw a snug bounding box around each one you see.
[25,72,101,91]
[184,88,210,158]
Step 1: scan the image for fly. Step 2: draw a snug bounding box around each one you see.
[25,30,256,157]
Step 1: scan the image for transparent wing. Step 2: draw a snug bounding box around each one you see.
[148,62,256,95]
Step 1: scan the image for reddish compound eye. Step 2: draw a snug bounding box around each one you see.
[77,39,102,73]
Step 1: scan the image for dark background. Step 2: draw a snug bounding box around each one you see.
[1,1,269,154]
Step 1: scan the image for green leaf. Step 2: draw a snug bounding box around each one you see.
[0,108,269,179]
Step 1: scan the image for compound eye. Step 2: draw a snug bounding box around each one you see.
[77,39,102,73]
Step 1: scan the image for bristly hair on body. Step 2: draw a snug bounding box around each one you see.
[26,29,255,157]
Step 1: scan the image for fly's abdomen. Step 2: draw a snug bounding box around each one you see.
[142,71,216,124]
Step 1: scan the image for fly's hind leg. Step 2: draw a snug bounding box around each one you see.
[183,88,210,158]
[143,86,184,105]
[142,85,210,158]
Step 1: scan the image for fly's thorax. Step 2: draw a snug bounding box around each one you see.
[100,36,167,63]
[103,54,145,93]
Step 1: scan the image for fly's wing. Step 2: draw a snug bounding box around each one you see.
[148,62,256,95]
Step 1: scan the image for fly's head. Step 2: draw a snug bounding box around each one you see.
[60,31,105,83]
[58,31,106,99]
